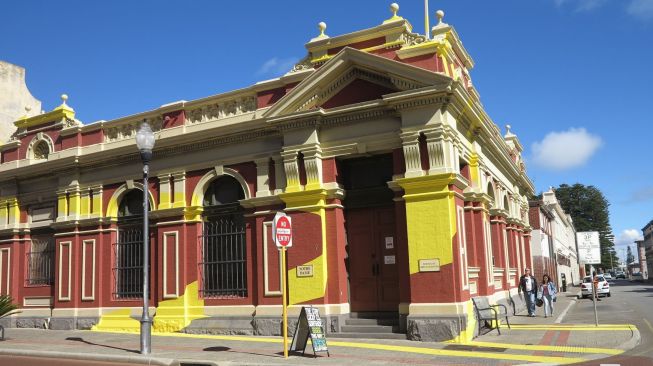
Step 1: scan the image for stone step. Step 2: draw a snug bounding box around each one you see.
[329,332,407,340]
[340,325,397,333]
[349,312,399,319]
[344,318,398,326]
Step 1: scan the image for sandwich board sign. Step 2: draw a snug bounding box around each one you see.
[289,306,330,357]
[577,231,601,264]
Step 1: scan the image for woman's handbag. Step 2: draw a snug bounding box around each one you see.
[536,298,544,307]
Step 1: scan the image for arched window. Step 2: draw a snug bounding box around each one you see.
[200,176,247,298]
[114,189,150,299]
[487,182,496,207]
[33,140,50,160]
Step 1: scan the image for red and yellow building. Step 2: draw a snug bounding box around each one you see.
[0,5,534,342]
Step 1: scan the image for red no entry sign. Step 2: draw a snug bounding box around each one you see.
[273,212,292,248]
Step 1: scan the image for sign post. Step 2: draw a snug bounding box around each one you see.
[577,232,601,326]
[273,212,292,358]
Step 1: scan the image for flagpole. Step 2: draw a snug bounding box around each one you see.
[424,0,430,39]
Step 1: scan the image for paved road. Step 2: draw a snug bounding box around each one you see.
[565,279,653,365]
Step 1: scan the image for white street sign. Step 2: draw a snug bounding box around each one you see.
[577,231,601,264]
[273,212,293,248]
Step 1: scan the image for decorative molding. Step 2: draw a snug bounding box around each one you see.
[81,239,96,301]
[187,96,256,124]
[0,248,10,296]
[163,231,179,299]
[58,241,72,302]
[105,116,163,143]
[263,221,282,297]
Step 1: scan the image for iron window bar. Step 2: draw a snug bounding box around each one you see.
[25,237,55,286]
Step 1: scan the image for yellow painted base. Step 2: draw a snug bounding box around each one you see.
[153,282,206,332]
[92,281,206,334]
[91,308,139,333]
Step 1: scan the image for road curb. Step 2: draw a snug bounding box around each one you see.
[0,347,180,366]
[618,326,641,351]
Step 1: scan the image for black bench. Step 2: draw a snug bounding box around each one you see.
[471,297,511,335]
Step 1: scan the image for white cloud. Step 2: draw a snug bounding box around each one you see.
[627,0,653,20]
[257,57,297,76]
[614,228,643,246]
[553,0,608,11]
[531,128,602,170]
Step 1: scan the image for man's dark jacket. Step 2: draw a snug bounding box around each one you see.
[519,275,538,294]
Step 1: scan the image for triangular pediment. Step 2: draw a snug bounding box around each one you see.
[263,47,452,118]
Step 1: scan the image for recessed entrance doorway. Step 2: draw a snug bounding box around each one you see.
[340,154,399,312]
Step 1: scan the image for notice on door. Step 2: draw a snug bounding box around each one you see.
[384,255,396,265]
[418,258,440,272]
[384,236,394,249]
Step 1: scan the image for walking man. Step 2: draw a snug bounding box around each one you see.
[519,268,538,317]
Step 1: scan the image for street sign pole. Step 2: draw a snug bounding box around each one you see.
[282,246,288,358]
[578,233,601,327]
[273,212,292,359]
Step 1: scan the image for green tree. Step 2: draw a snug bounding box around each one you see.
[626,246,635,264]
[553,183,615,269]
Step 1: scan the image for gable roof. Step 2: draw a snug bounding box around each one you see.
[263,47,452,119]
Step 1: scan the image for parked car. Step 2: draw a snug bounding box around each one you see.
[580,275,610,298]
[615,271,626,279]
[603,273,613,280]
[631,272,643,281]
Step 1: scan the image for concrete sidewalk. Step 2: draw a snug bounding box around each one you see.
[0,292,639,366]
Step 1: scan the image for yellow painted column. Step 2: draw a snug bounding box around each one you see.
[172,172,186,208]
[68,188,81,220]
[158,173,172,210]
[0,200,8,228]
[397,174,457,276]
[279,189,328,306]
[80,188,91,218]
[57,190,68,222]
[91,185,103,217]
[7,197,20,226]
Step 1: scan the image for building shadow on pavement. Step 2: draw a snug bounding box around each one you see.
[65,337,139,354]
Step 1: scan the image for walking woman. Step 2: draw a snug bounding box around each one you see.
[539,274,557,318]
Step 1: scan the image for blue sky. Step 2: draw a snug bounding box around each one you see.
[2,0,652,259]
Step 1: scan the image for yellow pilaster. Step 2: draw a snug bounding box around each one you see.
[279,189,328,305]
[7,197,20,225]
[469,153,481,188]
[80,189,91,217]
[68,188,81,219]
[0,201,8,227]
[172,172,186,208]
[57,191,68,221]
[396,173,457,275]
[158,174,172,210]
[91,186,103,216]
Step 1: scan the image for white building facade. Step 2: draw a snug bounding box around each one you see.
[542,189,581,286]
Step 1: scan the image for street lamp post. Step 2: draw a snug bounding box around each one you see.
[136,120,155,355]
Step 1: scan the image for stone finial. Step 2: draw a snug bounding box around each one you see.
[506,124,512,134]
[25,105,31,113]
[390,3,399,17]
[318,22,327,36]
[61,94,68,105]
[436,10,445,24]
[383,2,403,23]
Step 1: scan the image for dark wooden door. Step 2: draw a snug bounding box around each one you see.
[346,206,399,312]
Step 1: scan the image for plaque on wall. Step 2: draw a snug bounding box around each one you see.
[297,265,314,277]
[418,258,440,272]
